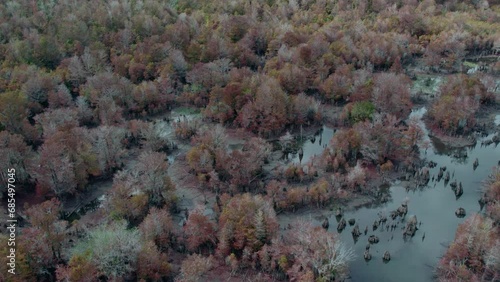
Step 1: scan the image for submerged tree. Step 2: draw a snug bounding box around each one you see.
[438,169,500,281]
[437,214,499,281]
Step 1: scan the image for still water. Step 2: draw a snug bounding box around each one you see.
[344,108,498,282]
[289,126,335,164]
[292,108,499,281]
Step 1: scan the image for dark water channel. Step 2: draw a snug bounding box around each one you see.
[292,108,500,282]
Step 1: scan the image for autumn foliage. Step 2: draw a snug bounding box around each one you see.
[438,169,500,281]
[0,0,498,281]
[183,206,217,252]
[259,220,354,281]
[217,194,278,258]
[437,215,499,281]
[428,75,490,135]
[186,126,271,193]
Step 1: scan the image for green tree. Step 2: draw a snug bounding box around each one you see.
[349,101,375,123]
[70,221,140,279]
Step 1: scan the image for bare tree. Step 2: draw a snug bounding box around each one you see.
[71,221,140,279]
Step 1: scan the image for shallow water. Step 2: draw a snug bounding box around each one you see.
[69,107,498,281]
[279,108,499,281]
[290,126,335,164]
[337,108,500,281]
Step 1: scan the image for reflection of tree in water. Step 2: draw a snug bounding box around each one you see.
[449,147,469,164]
[276,128,328,161]
[429,136,449,155]
[360,184,393,209]
[407,182,431,192]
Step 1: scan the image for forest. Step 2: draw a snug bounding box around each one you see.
[0,0,499,281]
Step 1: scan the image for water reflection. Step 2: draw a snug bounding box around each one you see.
[289,126,335,164]
[337,108,500,282]
[274,109,499,281]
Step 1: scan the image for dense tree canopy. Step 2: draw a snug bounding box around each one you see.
[0,0,498,281]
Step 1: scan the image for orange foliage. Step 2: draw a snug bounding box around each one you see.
[183,207,217,252]
[137,241,171,281]
[437,214,499,281]
[139,207,175,251]
[218,194,278,257]
[428,75,487,135]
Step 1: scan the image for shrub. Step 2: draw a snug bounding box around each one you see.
[349,101,375,123]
